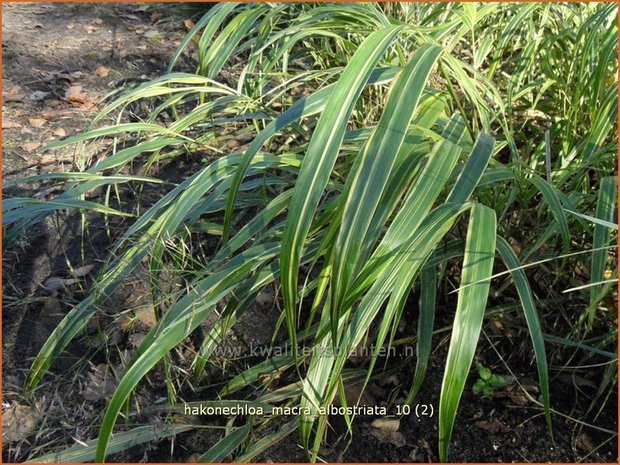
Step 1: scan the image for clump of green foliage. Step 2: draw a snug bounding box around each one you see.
[472,363,506,397]
[4,3,617,463]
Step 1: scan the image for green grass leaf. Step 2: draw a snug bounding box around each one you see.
[406,264,437,404]
[330,43,442,335]
[589,175,618,324]
[198,425,252,462]
[439,204,497,462]
[496,236,551,434]
[27,425,194,463]
[280,25,403,356]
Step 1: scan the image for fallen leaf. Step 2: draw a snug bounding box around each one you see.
[21,142,41,153]
[66,24,75,30]
[128,332,146,348]
[122,13,140,21]
[371,418,400,432]
[409,439,434,461]
[519,377,539,393]
[258,371,281,391]
[475,419,507,433]
[4,85,25,101]
[255,289,274,306]
[65,85,91,106]
[4,92,25,103]
[524,109,548,120]
[576,433,595,452]
[42,276,78,291]
[65,85,85,102]
[557,374,597,389]
[507,389,531,405]
[151,11,164,23]
[94,66,109,77]
[71,263,95,277]
[409,447,426,462]
[2,119,22,129]
[93,18,104,25]
[39,109,76,120]
[136,307,157,327]
[82,364,116,402]
[117,307,157,331]
[379,374,399,386]
[225,139,242,150]
[144,29,160,39]
[107,327,122,346]
[368,429,407,447]
[28,117,47,128]
[184,19,195,30]
[37,153,74,166]
[2,404,39,442]
[117,315,133,331]
[53,127,67,138]
[45,70,72,83]
[47,100,64,108]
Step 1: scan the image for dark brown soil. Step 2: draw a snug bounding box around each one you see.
[2,3,618,464]
[2,3,191,461]
[251,343,617,463]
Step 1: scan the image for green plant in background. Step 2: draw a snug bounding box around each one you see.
[472,362,506,397]
[3,2,617,463]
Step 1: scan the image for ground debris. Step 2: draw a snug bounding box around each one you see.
[20,141,41,153]
[2,119,22,129]
[81,363,119,402]
[371,417,400,432]
[475,418,509,433]
[2,402,41,443]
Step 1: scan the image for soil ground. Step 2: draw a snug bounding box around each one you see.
[2,3,618,463]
